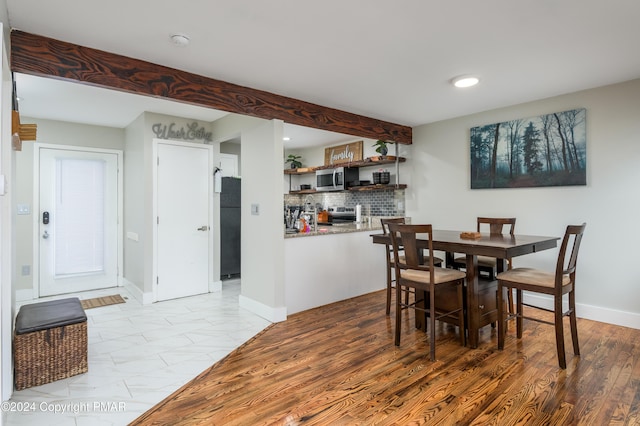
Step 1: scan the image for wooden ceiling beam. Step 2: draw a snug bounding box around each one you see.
[10,30,412,144]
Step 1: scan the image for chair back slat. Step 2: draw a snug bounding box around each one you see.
[388,223,435,273]
[381,217,405,235]
[381,218,406,262]
[555,223,587,288]
[477,217,516,235]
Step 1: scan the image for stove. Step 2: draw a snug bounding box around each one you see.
[327,206,356,222]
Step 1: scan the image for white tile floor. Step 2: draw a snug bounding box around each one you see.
[4,280,271,425]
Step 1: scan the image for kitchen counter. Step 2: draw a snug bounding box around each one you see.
[284,220,382,238]
[284,222,387,315]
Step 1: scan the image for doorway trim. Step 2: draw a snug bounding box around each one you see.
[32,143,123,298]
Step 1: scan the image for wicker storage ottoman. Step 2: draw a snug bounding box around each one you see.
[13,297,88,390]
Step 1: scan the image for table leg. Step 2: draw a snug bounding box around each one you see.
[445,251,455,268]
[415,290,426,331]
[465,254,479,348]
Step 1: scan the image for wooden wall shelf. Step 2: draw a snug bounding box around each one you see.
[285,156,405,175]
[348,184,407,192]
[288,185,406,195]
[313,156,405,171]
[288,189,318,195]
[284,167,315,175]
[285,156,407,194]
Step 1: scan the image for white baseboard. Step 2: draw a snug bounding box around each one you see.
[239,294,286,323]
[210,280,222,293]
[523,293,640,330]
[123,279,154,305]
[124,279,223,305]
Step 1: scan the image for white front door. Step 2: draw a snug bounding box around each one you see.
[38,146,120,296]
[155,140,211,301]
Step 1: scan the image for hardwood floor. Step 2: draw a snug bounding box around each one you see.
[131,289,640,425]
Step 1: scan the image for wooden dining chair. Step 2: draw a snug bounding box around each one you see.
[453,217,516,278]
[388,223,466,361]
[380,218,442,315]
[452,217,516,312]
[496,223,586,369]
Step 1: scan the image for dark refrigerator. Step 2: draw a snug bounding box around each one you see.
[220,177,241,279]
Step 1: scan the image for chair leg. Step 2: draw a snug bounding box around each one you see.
[569,290,580,356]
[516,289,523,339]
[497,280,505,350]
[404,283,410,306]
[394,281,402,346]
[429,285,436,361]
[554,295,567,369]
[507,286,515,314]
[386,262,392,315]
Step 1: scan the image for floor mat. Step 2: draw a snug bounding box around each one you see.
[80,294,126,310]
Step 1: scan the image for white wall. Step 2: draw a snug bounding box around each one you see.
[126,112,216,300]
[0,18,15,404]
[13,118,125,299]
[210,113,264,143]
[239,119,286,322]
[407,78,640,328]
[123,114,146,295]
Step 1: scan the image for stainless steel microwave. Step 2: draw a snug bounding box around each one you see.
[316,167,359,191]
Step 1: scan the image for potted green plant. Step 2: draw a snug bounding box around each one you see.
[285,154,303,169]
[373,140,391,158]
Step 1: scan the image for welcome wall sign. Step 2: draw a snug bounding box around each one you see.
[152,121,213,143]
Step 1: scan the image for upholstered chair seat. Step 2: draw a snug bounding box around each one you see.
[497,268,571,288]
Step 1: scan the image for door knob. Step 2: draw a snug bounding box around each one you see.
[197,226,209,231]
[42,230,49,239]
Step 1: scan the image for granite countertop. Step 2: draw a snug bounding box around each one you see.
[284,219,383,238]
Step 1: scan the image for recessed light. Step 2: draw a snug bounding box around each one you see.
[451,75,480,88]
[283,137,291,141]
[170,34,190,47]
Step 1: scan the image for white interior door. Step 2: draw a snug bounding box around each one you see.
[219,153,238,177]
[38,147,119,296]
[155,141,211,301]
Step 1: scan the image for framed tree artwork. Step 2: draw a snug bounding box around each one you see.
[470,108,586,189]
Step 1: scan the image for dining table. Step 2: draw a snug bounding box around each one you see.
[371,229,559,348]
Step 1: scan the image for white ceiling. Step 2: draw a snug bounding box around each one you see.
[6,0,640,148]
[13,74,356,148]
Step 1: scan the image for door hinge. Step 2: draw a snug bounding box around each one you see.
[156,276,159,285]
[157,216,159,224]
[157,157,160,166]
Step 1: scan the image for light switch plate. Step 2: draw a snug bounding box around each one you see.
[251,203,260,215]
